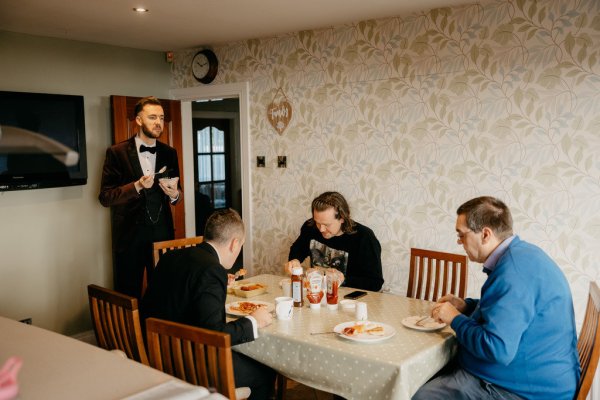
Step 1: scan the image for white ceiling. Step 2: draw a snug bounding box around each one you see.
[0,0,471,52]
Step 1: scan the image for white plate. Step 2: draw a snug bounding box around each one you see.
[333,321,396,343]
[225,300,274,316]
[401,315,447,332]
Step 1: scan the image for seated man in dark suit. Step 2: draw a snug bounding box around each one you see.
[141,208,275,399]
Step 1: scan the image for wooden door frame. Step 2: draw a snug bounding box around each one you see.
[170,82,253,272]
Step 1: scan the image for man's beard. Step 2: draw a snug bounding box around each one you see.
[141,124,162,139]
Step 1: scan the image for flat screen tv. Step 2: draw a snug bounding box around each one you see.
[0,90,87,191]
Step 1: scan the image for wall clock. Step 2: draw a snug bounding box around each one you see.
[191,49,218,84]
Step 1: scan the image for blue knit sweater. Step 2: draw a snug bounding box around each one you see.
[451,236,580,400]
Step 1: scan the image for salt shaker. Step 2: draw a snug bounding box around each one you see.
[355,301,368,321]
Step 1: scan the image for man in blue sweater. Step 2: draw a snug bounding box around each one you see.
[413,196,580,400]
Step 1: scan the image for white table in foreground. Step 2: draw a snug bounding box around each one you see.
[229,274,456,400]
[0,315,219,400]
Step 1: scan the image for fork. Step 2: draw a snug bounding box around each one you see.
[415,316,430,327]
[233,268,247,279]
[150,166,167,178]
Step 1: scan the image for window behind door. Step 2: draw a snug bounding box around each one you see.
[193,119,231,234]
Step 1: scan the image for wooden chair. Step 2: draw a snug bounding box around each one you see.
[146,317,249,400]
[407,248,468,302]
[152,236,205,267]
[141,236,204,296]
[87,284,149,365]
[575,281,600,400]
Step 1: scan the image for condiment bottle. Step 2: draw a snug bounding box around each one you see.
[291,266,304,307]
[326,275,339,309]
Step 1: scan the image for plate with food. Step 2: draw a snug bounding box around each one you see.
[401,315,446,332]
[225,300,274,316]
[233,282,267,298]
[333,321,396,343]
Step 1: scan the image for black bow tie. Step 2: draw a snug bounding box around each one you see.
[140,145,157,154]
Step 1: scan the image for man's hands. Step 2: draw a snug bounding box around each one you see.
[134,175,179,199]
[430,294,466,325]
[135,175,154,193]
[158,179,179,199]
[250,307,273,328]
[226,274,236,287]
[284,259,301,275]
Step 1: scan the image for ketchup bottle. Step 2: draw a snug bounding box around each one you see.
[291,266,304,307]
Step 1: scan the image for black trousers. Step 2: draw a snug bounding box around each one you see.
[113,219,172,299]
[233,351,276,400]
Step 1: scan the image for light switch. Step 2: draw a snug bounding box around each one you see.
[277,156,287,168]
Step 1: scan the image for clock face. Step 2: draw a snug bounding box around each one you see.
[192,53,210,79]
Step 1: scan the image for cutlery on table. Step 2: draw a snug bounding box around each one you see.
[310,331,337,335]
[233,268,247,279]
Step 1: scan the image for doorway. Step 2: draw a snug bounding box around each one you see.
[192,99,242,267]
[170,82,253,271]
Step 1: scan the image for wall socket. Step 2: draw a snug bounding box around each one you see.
[20,317,32,324]
[277,156,287,168]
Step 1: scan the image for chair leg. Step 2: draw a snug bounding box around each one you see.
[275,373,287,400]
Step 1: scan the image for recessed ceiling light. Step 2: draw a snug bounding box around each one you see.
[133,7,149,13]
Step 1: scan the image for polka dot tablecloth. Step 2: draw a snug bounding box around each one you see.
[228,274,456,400]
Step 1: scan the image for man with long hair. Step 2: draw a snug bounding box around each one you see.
[286,191,384,291]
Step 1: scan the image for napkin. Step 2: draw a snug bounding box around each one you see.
[0,357,22,400]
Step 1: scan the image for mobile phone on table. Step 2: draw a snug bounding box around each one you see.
[344,290,367,300]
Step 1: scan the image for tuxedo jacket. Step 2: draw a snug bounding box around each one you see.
[99,137,181,253]
[140,242,254,345]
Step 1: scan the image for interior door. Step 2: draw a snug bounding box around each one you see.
[110,95,185,238]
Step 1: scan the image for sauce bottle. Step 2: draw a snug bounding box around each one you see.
[291,266,304,307]
[326,276,339,309]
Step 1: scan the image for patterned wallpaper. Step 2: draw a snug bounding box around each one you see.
[172,0,600,325]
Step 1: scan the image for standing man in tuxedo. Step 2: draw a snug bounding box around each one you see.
[99,96,182,299]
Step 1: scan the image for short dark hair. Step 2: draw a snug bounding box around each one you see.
[204,209,245,245]
[310,191,356,234]
[134,96,162,116]
[457,196,513,240]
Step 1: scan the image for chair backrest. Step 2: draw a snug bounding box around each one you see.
[141,236,205,297]
[576,281,600,400]
[145,318,237,400]
[87,284,149,365]
[407,248,468,302]
[152,236,204,267]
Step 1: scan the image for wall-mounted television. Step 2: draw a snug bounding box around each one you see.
[0,90,87,191]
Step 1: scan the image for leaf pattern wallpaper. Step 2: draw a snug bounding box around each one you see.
[172,0,600,325]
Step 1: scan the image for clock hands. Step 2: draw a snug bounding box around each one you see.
[195,61,207,67]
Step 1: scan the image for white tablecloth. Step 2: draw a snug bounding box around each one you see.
[228,274,456,400]
[0,315,221,400]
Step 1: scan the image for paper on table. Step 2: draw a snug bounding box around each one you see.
[122,380,222,400]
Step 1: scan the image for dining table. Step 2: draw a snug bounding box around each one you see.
[227,274,457,400]
[0,315,225,400]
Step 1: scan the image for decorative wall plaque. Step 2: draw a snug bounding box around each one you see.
[267,87,292,135]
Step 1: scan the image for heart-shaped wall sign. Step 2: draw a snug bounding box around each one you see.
[267,100,292,135]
